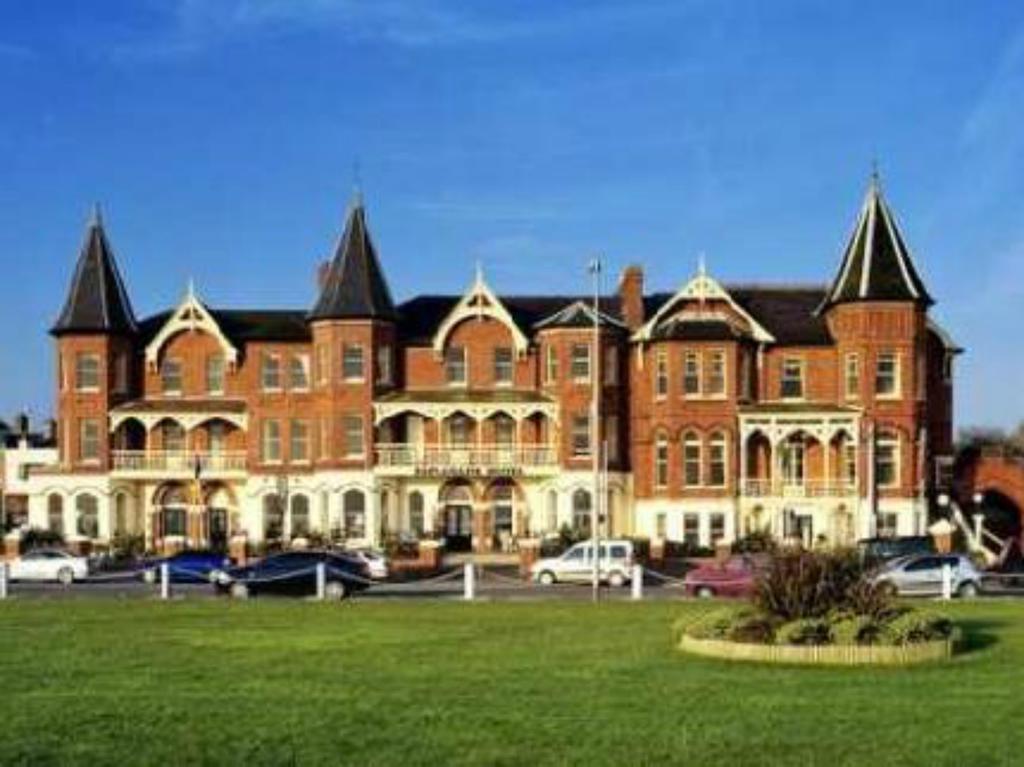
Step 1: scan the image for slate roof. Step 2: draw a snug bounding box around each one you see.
[111,398,248,414]
[819,177,932,311]
[308,198,397,322]
[645,285,834,346]
[377,389,555,405]
[651,318,749,342]
[138,309,311,346]
[51,208,138,336]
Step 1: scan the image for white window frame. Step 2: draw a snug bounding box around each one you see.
[79,418,101,463]
[654,433,669,489]
[289,354,310,392]
[683,351,701,397]
[707,349,726,398]
[571,413,591,458]
[780,357,804,401]
[683,432,702,487]
[570,344,591,383]
[708,432,727,487]
[206,354,225,396]
[261,419,282,463]
[75,353,101,393]
[445,346,467,387]
[290,419,310,463]
[261,353,282,392]
[544,345,559,384]
[342,344,365,383]
[844,352,860,400]
[654,350,668,399]
[876,431,900,488]
[343,415,365,458]
[161,357,183,397]
[875,351,900,399]
[493,346,514,386]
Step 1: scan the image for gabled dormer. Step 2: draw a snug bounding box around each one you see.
[432,265,530,357]
[308,193,397,323]
[144,281,239,372]
[51,205,137,338]
[818,173,933,314]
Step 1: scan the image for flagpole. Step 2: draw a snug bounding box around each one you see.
[591,257,600,603]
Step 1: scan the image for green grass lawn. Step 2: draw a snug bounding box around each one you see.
[0,599,1020,766]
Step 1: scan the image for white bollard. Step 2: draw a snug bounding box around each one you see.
[631,563,643,601]
[160,562,171,601]
[463,562,475,601]
[0,561,8,600]
[316,562,326,601]
[941,563,952,601]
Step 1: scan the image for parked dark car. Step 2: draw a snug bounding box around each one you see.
[212,550,371,600]
[858,536,934,569]
[143,550,233,584]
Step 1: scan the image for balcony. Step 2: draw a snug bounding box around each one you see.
[375,443,559,478]
[742,480,857,499]
[110,450,248,478]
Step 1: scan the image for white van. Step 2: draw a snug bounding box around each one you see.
[530,540,634,587]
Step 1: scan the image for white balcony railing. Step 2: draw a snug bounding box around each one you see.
[743,479,857,498]
[111,450,248,475]
[375,443,559,476]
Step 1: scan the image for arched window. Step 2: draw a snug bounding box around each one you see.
[344,489,366,539]
[47,494,64,536]
[290,495,310,538]
[572,489,592,535]
[683,431,702,487]
[408,491,425,536]
[263,494,284,540]
[654,432,669,489]
[708,432,727,487]
[75,494,99,538]
[546,490,558,532]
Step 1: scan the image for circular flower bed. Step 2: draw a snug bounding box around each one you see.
[673,549,959,666]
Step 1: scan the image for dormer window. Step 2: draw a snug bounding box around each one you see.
[206,354,225,395]
[493,347,513,386]
[780,357,804,400]
[161,358,183,396]
[445,346,467,386]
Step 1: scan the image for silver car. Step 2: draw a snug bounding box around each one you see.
[871,553,983,598]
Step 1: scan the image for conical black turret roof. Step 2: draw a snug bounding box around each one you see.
[309,195,396,322]
[51,206,138,336]
[819,175,932,313]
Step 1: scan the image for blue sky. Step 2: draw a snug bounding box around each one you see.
[1,0,1022,429]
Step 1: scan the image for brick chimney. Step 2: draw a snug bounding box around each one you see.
[618,265,645,331]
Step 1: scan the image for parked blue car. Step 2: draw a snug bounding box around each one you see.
[143,551,233,584]
[212,550,371,600]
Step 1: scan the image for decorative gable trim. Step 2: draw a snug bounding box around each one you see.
[144,282,238,370]
[635,265,775,344]
[431,267,530,356]
[533,300,627,331]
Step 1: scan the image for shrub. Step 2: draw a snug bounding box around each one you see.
[680,607,745,641]
[830,614,885,646]
[880,610,955,645]
[20,527,64,551]
[109,533,145,560]
[777,618,833,646]
[726,611,778,644]
[754,548,888,621]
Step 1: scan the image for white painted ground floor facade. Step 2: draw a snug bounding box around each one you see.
[22,469,924,552]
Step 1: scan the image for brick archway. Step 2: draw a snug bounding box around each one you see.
[955,449,1024,544]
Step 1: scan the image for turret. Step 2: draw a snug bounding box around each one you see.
[307,193,397,467]
[51,206,138,470]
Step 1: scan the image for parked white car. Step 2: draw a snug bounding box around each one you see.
[7,549,89,584]
[531,540,634,587]
[346,549,389,580]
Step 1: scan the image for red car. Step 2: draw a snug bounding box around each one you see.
[683,555,763,598]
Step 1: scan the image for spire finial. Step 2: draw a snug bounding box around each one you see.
[870,158,881,193]
[474,259,484,286]
[351,159,363,208]
[186,276,195,301]
[89,202,103,227]
[698,251,707,277]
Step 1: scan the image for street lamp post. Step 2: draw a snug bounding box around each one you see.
[589,257,602,604]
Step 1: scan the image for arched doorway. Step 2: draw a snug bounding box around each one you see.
[153,483,190,544]
[439,481,474,552]
[485,479,521,551]
[204,483,236,551]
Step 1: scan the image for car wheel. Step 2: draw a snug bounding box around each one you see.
[696,586,715,599]
[230,582,250,600]
[957,581,979,599]
[57,567,74,586]
[608,571,626,588]
[325,580,347,601]
[538,571,556,586]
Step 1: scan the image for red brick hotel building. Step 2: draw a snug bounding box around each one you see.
[26,176,959,553]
